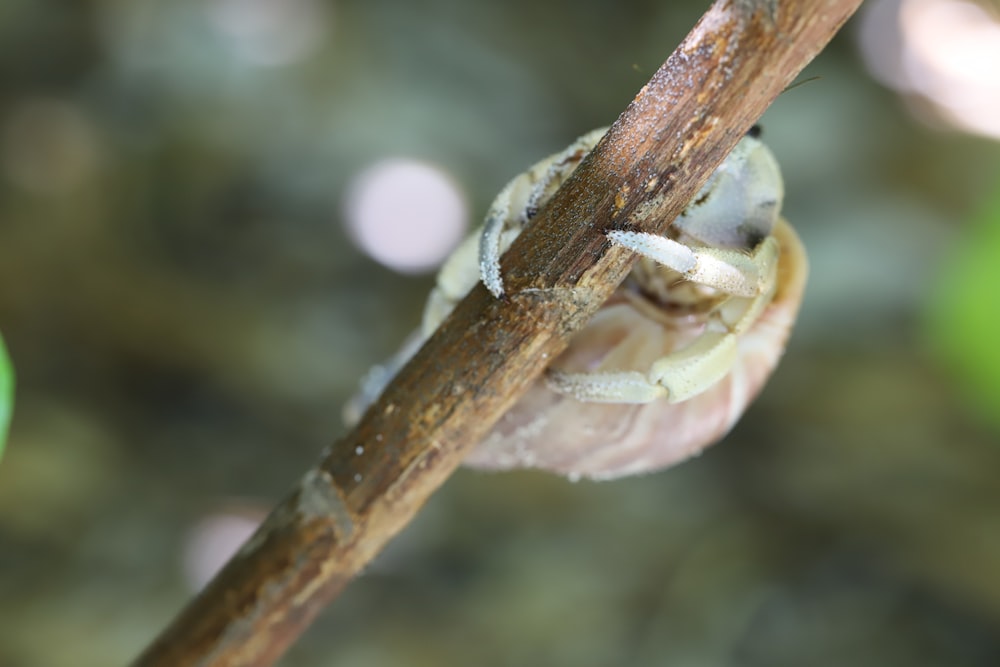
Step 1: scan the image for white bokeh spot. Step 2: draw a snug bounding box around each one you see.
[206,0,330,67]
[182,510,262,591]
[858,0,1000,140]
[343,158,468,274]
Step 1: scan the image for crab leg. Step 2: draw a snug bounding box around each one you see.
[548,330,739,404]
[607,230,778,298]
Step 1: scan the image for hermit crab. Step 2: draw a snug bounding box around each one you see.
[345,126,808,480]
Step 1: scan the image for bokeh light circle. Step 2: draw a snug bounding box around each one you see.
[343,158,468,274]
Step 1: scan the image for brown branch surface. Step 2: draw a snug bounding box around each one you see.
[133,0,862,665]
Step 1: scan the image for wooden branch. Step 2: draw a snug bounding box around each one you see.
[132,0,861,664]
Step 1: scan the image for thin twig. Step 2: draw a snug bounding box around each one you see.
[133,0,862,664]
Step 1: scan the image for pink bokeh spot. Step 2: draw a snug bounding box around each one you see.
[343,158,469,274]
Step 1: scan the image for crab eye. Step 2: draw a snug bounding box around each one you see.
[672,136,783,250]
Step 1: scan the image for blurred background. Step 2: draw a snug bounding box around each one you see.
[1,0,999,665]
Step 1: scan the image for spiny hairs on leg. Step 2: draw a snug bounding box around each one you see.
[547,370,668,404]
[479,183,514,298]
[607,229,769,298]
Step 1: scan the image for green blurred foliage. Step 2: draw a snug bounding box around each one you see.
[0,332,11,459]
[928,178,1000,431]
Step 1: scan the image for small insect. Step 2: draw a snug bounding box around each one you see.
[345,127,808,480]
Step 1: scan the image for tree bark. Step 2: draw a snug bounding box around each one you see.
[132,0,863,664]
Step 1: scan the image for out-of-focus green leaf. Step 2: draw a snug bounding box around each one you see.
[0,332,11,459]
[927,181,1000,431]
